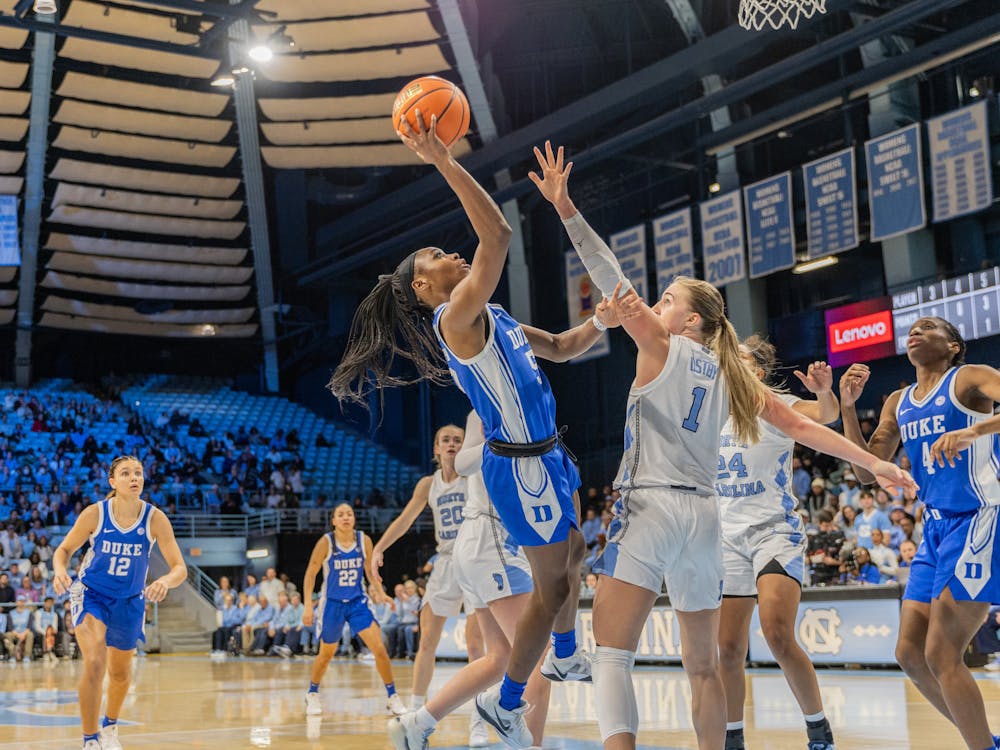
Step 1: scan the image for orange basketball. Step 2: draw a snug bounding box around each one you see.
[392,76,470,148]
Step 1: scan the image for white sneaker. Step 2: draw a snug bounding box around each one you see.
[100,723,123,750]
[985,655,1000,671]
[83,741,101,750]
[387,711,432,750]
[469,713,490,747]
[387,693,407,715]
[475,685,532,749]
[541,647,592,682]
[305,691,323,716]
[358,651,376,662]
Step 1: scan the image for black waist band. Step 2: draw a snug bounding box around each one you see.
[487,435,558,458]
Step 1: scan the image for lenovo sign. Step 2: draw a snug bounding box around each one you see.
[824,298,896,367]
[829,311,893,353]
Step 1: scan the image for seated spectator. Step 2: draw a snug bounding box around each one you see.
[239,595,260,653]
[16,575,39,604]
[1,526,22,560]
[580,508,602,550]
[0,607,6,659]
[805,478,830,515]
[398,580,421,659]
[874,487,894,514]
[243,574,259,598]
[842,547,881,585]
[838,472,861,507]
[259,568,283,605]
[247,595,275,655]
[0,573,14,605]
[900,512,922,547]
[214,576,234,609]
[34,535,53,564]
[791,456,811,503]
[281,592,309,655]
[581,572,598,599]
[59,599,77,659]
[975,606,1000,671]
[266,591,299,657]
[836,504,858,545]
[32,596,58,662]
[855,490,891,549]
[807,510,844,586]
[4,597,33,661]
[212,592,244,655]
[867,529,898,582]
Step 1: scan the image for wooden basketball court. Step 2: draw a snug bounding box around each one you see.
[1,654,997,749]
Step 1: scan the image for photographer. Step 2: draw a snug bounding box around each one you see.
[806,509,844,585]
[841,546,882,584]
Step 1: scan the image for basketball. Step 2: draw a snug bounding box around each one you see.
[392,76,471,148]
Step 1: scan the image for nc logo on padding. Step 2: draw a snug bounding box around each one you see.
[798,608,843,655]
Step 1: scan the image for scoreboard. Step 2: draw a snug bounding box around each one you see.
[891,266,1000,354]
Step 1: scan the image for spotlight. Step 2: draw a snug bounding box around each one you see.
[969,85,981,98]
[201,324,217,336]
[33,0,57,14]
[248,43,273,63]
[211,74,235,87]
[777,129,792,139]
[708,182,721,194]
[792,256,838,274]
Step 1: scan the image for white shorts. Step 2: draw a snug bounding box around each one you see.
[721,517,807,597]
[422,553,474,617]
[453,513,534,611]
[593,487,723,612]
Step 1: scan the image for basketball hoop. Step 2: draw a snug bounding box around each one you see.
[739,0,826,30]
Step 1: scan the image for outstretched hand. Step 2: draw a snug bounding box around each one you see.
[870,459,919,496]
[605,284,645,322]
[793,361,834,394]
[527,141,574,215]
[398,110,450,167]
[839,363,870,408]
[595,282,624,329]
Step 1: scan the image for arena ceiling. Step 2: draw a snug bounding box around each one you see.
[0,0,996,382]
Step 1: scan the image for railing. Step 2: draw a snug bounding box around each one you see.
[169,507,434,537]
[187,560,220,605]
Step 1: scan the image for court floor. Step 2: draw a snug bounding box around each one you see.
[1,654,998,749]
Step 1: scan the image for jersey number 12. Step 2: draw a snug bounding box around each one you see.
[107,556,131,577]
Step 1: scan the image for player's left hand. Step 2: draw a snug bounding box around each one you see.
[869,459,919,496]
[929,428,975,468]
[144,578,169,603]
[605,284,644,321]
[398,110,450,166]
[595,283,623,329]
[793,361,833,394]
[527,141,573,210]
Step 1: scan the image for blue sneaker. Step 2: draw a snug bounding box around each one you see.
[992,734,999,750]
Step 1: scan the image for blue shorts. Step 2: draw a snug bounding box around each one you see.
[904,505,1000,603]
[70,582,146,651]
[318,597,375,644]
[481,444,581,546]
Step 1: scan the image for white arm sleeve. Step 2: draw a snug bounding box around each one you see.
[455,411,485,476]
[562,211,633,299]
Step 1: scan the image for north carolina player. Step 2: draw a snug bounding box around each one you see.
[841,316,1000,750]
[302,504,405,716]
[329,119,603,746]
[528,141,916,750]
[52,456,187,750]
[370,424,488,746]
[716,338,839,750]
[389,411,553,750]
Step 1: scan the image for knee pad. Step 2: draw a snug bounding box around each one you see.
[592,645,639,741]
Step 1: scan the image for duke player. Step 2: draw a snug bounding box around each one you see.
[389,411,552,750]
[841,317,1000,750]
[52,456,187,750]
[330,117,605,747]
[302,504,405,716]
[716,338,839,750]
[530,138,916,750]
[370,424,489,745]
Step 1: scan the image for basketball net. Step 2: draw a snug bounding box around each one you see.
[738,0,826,30]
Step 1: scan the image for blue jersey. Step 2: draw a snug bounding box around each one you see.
[433,303,557,444]
[896,366,1000,513]
[322,531,366,603]
[77,499,156,598]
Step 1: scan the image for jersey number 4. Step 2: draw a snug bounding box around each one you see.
[717,452,749,479]
[106,556,131,577]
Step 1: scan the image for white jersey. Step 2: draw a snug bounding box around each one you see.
[428,470,467,555]
[614,334,730,495]
[717,393,801,527]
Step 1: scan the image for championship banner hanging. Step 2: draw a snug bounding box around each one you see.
[802,147,859,258]
[699,190,746,288]
[653,208,694,296]
[744,171,795,278]
[865,124,926,242]
[609,224,648,302]
[927,100,993,223]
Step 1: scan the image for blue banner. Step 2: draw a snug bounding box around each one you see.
[744,172,795,278]
[749,595,900,665]
[699,190,745,288]
[653,208,694,296]
[609,224,648,302]
[802,147,859,258]
[865,124,926,241]
[927,101,993,223]
[0,195,18,266]
[564,250,610,363]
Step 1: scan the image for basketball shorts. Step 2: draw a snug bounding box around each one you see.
[317,596,375,644]
[421,553,476,617]
[70,582,146,651]
[593,487,723,612]
[904,505,1000,603]
[481,445,581,547]
[721,514,807,597]
[453,513,534,611]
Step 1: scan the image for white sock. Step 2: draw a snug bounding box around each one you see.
[415,707,437,731]
[592,645,638,742]
[411,694,425,710]
[803,710,826,722]
[727,721,745,731]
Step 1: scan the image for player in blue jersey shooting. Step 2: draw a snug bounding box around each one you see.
[52,455,187,750]
[841,317,1000,750]
[329,117,612,748]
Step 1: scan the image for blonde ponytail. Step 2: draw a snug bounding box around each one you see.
[672,277,768,446]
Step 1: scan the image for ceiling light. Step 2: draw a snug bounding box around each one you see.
[708,182,722,194]
[969,85,981,98]
[33,0,57,14]
[248,43,273,62]
[777,129,792,139]
[201,324,217,336]
[792,256,839,274]
[211,74,235,87]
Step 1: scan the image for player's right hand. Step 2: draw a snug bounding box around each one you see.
[302,606,314,628]
[870,459,918,496]
[398,110,450,166]
[839,363,870,407]
[52,572,72,596]
[369,550,384,588]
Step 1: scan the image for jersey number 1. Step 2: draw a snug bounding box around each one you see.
[682,387,707,433]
